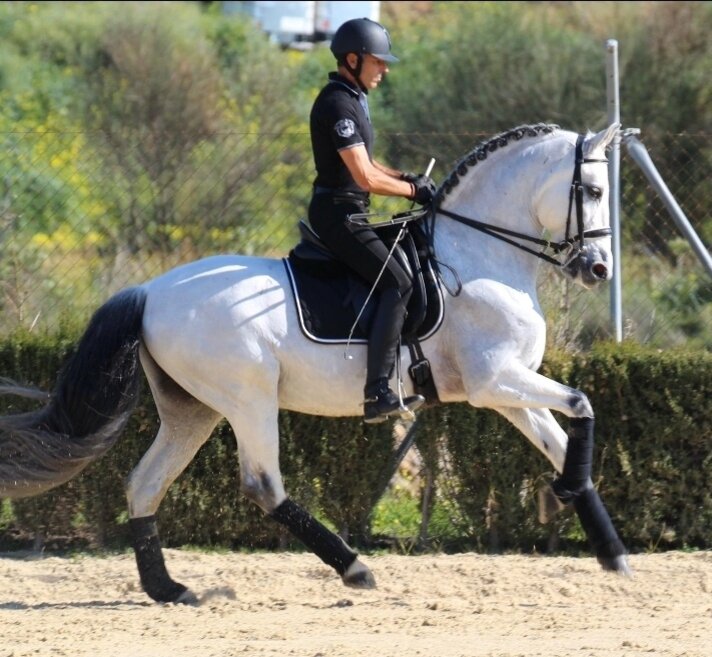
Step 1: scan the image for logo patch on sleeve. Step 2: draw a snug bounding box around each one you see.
[334,118,356,138]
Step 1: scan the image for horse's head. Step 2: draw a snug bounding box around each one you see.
[535,124,619,288]
[434,123,620,291]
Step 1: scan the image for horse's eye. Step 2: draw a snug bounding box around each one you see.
[586,185,602,200]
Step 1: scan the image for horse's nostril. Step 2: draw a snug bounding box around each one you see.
[592,262,608,279]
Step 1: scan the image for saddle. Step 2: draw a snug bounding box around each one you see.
[283,213,444,400]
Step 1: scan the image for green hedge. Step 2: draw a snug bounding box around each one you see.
[0,335,710,554]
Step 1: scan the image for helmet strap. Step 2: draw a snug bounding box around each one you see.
[342,54,369,95]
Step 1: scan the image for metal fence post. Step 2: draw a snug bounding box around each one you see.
[606,39,623,342]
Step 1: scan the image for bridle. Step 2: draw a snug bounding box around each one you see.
[434,134,611,269]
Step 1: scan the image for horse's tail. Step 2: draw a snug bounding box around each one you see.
[0,286,147,499]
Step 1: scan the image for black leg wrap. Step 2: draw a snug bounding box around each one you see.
[270,498,358,575]
[552,418,627,564]
[573,486,627,562]
[129,516,188,603]
[552,416,595,504]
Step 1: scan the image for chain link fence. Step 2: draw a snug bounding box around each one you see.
[1,129,710,349]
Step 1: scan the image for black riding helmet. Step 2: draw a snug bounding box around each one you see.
[330,19,398,93]
[330,18,399,62]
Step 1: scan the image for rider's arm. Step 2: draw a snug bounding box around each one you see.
[372,159,405,179]
[339,145,414,199]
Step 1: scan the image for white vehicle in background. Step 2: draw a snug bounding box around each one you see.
[221,1,382,48]
[314,1,381,42]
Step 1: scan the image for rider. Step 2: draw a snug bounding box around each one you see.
[308,18,437,423]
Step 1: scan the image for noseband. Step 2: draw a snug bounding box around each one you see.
[435,134,611,268]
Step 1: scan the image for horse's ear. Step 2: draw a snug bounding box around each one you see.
[585,123,620,158]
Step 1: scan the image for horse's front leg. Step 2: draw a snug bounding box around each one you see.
[466,364,631,576]
[552,415,631,575]
[493,405,630,575]
[229,402,376,589]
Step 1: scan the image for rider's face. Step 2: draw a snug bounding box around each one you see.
[360,54,389,89]
[361,55,388,89]
[345,53,389,90]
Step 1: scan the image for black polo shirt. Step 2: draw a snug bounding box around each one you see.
[310,72,374,194]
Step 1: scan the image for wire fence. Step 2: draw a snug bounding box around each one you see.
[1,129,710,349]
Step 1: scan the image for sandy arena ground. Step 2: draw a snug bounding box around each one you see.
[0,549,710,657]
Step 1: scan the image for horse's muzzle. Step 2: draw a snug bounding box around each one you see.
[563,245,611,288]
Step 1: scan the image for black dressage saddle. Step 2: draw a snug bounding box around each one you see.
[283,214,444,400]
[283,216,444,345]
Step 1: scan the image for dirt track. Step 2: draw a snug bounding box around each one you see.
[0,550,710,657]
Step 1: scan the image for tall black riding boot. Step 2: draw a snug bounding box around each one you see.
[363,289,424,424]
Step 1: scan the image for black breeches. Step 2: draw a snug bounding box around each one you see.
[308,194,413,298]
[309,194,413,385]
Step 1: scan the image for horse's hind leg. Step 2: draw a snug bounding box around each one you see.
[126,347,222,604]
[494,406,631,575]
[225,394,375,589]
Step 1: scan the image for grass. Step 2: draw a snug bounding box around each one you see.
[371,486,470,552]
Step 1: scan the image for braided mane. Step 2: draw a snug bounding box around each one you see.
[438,123,560,200]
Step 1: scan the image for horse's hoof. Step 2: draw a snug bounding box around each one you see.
[599,554,633,577]
[145,581,198,605]
[342,559,376,589]
[173,588,199,605]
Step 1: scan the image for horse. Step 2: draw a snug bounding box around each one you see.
[0,122,630,605]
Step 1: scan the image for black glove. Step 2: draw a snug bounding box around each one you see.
[409,174,437,205]
[399,171,420,183]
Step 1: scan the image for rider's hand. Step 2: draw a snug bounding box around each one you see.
[409,174,437,205]
[399,171,419,183]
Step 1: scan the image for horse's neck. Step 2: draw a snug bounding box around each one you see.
[434,147,543,292]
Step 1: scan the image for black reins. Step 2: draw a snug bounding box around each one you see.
[434,134,611,269]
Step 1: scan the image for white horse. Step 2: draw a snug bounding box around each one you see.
[0,123,629,604]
